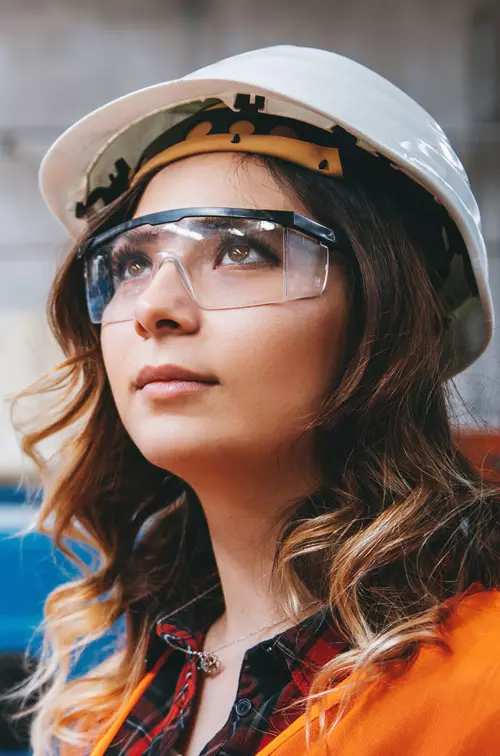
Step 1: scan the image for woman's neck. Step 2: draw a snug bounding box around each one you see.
[207,512,283,640]
[191,460,319,643]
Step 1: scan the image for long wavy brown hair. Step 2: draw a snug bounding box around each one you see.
[9,151,500,754]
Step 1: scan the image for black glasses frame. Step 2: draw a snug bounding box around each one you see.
[76,207,350,260]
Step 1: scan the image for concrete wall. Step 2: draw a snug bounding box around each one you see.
[1,0,499,476]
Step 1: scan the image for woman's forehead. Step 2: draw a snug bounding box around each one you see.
[133,152,308,219]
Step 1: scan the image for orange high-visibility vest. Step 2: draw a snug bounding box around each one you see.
[90,590,500,756]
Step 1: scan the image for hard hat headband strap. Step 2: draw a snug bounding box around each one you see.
[130,133,342,187]
[130,95,345,186]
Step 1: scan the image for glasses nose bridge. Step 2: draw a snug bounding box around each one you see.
[150,251,195,294]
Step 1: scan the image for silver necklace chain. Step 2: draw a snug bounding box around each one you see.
[157,584,289,675]
[155,583,220,626]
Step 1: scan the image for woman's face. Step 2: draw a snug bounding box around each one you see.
[101,153,350,484]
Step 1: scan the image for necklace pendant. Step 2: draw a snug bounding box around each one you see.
[197,651,222,675]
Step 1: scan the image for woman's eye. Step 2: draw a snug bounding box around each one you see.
[126,259,147,278]
[224,244,251,263]
[217,241,280,267]
[112,251,152,281]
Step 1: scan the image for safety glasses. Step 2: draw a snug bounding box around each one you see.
[77,207,348,325]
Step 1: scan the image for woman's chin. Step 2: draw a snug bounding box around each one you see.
[127,424,225,477]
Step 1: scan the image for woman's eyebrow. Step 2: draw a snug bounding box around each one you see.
[112,226,160,250]
[187,216,236,231]
[120,218,229,241]
[188,216,282,236]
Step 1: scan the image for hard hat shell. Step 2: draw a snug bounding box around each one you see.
[39,44,494,377]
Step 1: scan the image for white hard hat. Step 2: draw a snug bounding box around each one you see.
[39,44,494,377]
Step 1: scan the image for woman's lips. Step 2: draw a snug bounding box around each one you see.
[139,379,218,399]
[135,363,218,390]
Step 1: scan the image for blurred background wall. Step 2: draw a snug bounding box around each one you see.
[0,0,499,479]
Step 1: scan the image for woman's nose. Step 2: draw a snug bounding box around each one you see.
[133,257,200,338]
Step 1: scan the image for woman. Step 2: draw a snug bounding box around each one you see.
[13,45,500,755]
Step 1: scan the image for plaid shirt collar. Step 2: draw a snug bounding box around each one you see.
[152,601,341,693]
[145,583,344,692]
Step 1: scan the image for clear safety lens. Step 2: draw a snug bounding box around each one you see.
[84,216,329,324]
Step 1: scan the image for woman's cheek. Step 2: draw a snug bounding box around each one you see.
[216,317,328,426]
[101,330,134,411]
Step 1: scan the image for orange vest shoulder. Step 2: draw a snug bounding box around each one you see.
[257,589,500,756]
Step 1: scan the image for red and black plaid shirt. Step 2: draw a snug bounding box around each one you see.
[105,587,347,755]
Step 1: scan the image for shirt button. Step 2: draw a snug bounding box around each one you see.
[235,698,252,717]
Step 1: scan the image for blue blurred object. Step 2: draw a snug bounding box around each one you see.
[0,510,74,654]
[0,488,27,506]
[0,485,121,752]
